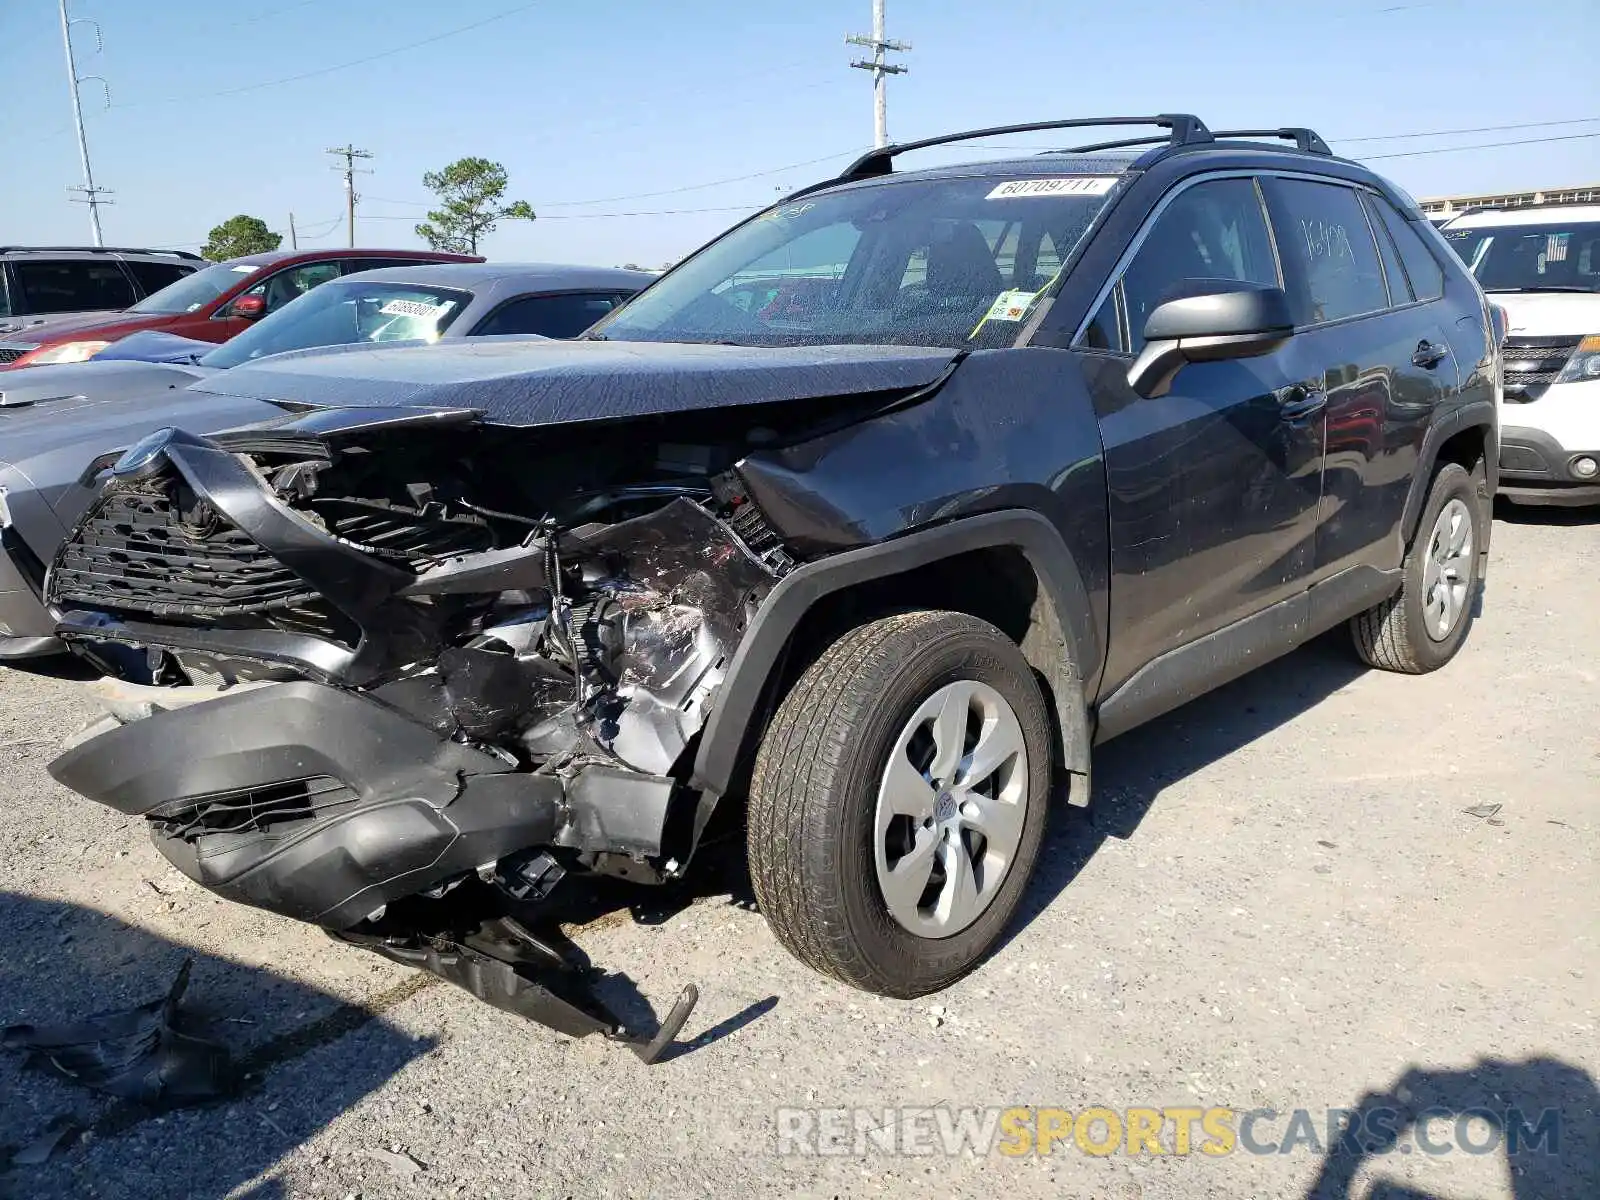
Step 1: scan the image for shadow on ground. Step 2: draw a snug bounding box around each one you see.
[1493,498,1600,527]
[529,629,1372,984]
[0,891,434,1200]
[1001,628,1368,942]
[0,654,99,682]
[1303,1055,1600,1199]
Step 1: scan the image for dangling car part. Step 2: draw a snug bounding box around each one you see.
[45,114,1499,1057]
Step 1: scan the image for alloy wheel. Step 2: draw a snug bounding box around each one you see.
[873,679,1029,939]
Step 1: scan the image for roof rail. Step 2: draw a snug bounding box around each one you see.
[1207,127,1332,156]
[0,245,204,260]
[835,114,1212,182]
[1049,134,1174,155]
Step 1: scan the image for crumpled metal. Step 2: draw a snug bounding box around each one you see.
[2,959,233,1106]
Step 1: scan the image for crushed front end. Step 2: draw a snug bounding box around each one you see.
[44,409,802,1058]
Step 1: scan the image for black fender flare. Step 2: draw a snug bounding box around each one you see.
[1401,398,1499,545]
[688,508,1099,846]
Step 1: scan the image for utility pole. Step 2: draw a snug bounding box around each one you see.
[326,144,373,247]
[847,0,910,149]
[288,212,298,250]
[59,0,112,245]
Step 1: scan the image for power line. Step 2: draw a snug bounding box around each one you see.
[295,212,346,237]
[365,132,1600,221]
[546,151,858,207]
[362,150,859,214]
[1362,131,1600,160]
[222,0,322,30]
[1333,115,1600,143]
[359,126,1600,223]
[847,0,909,149]
[117,2,542,107]
[952,116,1600,155]
[361,204,757,221]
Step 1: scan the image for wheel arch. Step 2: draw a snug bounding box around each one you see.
[687,509,1097,850]
[1403,401,1498,543]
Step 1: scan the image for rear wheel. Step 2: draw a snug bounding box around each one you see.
[1351,461,1486,673]
[747,610,1052,997]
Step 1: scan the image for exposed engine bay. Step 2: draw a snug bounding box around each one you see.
[43,404,846,1060]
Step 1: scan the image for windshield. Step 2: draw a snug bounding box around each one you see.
[200,279,471,369]
[129,261,262,314]
[1443,221,1600,293]
[591,172,1122,349]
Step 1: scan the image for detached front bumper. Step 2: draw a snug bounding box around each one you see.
[49,680,675,930]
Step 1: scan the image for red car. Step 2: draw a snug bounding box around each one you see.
[0,248,481,370]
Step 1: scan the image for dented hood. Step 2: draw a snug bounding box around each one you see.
[187,337,961,428]
[0,387,285,528]
[0,358,212,411]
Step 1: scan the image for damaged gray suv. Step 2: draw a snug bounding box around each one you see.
[41,116,1499,1061]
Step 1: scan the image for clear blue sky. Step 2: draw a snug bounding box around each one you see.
[2,0,1596,266]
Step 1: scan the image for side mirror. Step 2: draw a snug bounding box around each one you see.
[231,294,267,321]
[1127,282,1294,398]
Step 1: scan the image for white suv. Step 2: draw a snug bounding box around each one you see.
[1442,205,1600,506]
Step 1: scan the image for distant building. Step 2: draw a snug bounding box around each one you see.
[1419,183,1600,218]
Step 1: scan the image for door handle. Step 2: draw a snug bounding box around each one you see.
[1280,385,1327,419]
[1412,340,1448,370]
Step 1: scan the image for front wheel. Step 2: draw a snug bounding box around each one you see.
[1351,461,1486,673]
[747,610,1053,997]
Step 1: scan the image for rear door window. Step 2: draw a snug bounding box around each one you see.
[1368,194,1446,301]
[473,292,625,338]
[1264,179,1389,324]
[1361,193,1413,305]
[12,259,137,314]
[125,260,195,296]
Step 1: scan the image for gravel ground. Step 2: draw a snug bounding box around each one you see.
[1,505,1595,1200]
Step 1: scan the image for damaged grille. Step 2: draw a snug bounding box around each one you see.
[148,775,359,843]
[725,497,795,573]
[52,484,316,619]
[50,476,492,635]
[305,497,489,563]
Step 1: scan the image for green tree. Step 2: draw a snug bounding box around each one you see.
[414,157,535,255]
[201,214,281,261]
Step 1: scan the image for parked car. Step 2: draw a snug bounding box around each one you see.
[0,263,652,660]
[0,248,481,370]
[1441,204,1600,505]
[0,246,202,339]
[40,116,1498,1061]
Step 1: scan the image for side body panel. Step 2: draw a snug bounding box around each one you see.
[1078,348,1324,699]
[1283,307,1444,581]
[733,346,1111,693]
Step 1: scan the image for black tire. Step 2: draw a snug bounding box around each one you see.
[747,609,1052,997]
[1351,460,1487,673]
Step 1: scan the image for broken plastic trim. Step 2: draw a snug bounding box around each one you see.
[333,921,699,1064]
[1,959,233,1105]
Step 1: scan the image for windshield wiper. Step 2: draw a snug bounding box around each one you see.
[1484,285,1596,294]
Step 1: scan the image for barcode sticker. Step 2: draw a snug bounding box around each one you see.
[378,299,456,320]
[986,177,1116,200]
